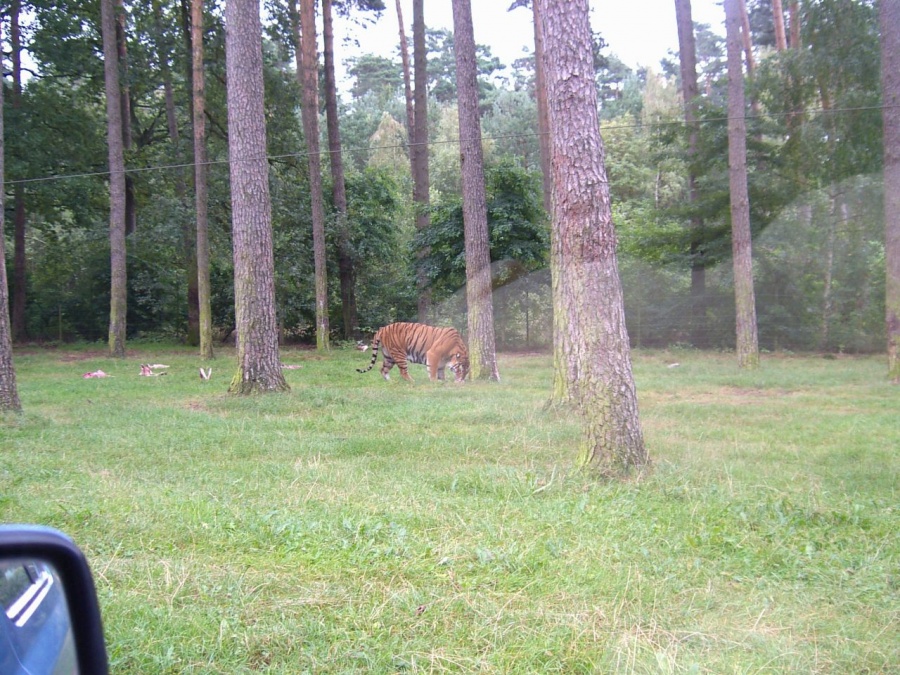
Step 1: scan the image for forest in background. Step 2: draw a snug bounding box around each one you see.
[1,0,887,353]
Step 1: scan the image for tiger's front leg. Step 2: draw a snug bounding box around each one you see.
[426,349,444,381]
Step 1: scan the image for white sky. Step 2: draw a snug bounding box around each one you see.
[334,0,726,86]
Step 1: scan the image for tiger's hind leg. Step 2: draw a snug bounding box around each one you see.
[380,355,396,380]
[386,347,413,382]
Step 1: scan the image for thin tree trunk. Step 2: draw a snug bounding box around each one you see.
[452,0,500,381]
[675,0,707,347]
[323,0,357,339]
[788,1,800,49]
[535,0,571,405]
[881,0,900,382]
[738,0,762,124]
[396,0,415,147]
[522,0,570,400]
[820,192,839,351]
[539,0,646,475]
[192,0,214,360]
[115,0,137,236]
[293,0,330,350]
[154,0,200,347]
[225,0,289,394]
[532,0,552,217]
[772,0,787,51]
[724,0,759,369]
[397,0,428,323]
[0,17,22,412]
[413,0,431,321]
[738,0,754,74]
[11,190,26,343]
[10,0,27,344]
[102,0,128,358]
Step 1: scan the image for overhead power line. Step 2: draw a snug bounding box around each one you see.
[5,103,894,187]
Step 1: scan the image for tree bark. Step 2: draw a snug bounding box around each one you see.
[535,0,572,405]
[101,0,128,358]
[724,0,759,369]
[531,0,553,218]
[882,0,900,382]
[675,0,707,347]
[323,0,358,339]
[788,1,800,49]
[0,18,22,413]
[115,0,137,236]
[10,0,27,344]
[539,0,647,475]
[396,0,415,148]
[772,0,787,51]
[738,0,754,74]
[153,0,201,348]
[225,0,289,394]
[192,0,214,360]
[452,0,500,381]
[413,0,432,321]
[294,0,330,350]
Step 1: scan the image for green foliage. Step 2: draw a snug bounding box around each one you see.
[424,28,503,106]
[339,168,417,328]
[2,348,897,671]
[480,90,541,172]
[417,160,548,301]
[3,0,888,358]
[345,54,405,103]
[23,226,110,341]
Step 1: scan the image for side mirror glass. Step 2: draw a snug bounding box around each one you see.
[0,526,109,675]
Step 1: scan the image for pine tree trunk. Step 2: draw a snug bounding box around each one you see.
[675,0,707,348]
[154,0,200,348]
[10,0,27,344]
[788,2,800,49]
[772,0,787,51]
[101,0,128,358]
[882,0,900,383]
[724,0,759,369]
[11,190,26,343]
[322,0,357,339]
[531,1,552,218]
[115,0,137,237]
[225,0,288,394]
[738,0,754,73]
[452,0,500,381]
[294,0,330,350]
[539,0,646,475]
[396,0,415,151]
[0,19,22,412]
[192,0,214,360]
[413,0,431,322]
[534,0,571,405]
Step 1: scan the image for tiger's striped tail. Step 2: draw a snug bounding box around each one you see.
[356,335,381,374]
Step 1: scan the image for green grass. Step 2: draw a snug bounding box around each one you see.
[2,344,898,673]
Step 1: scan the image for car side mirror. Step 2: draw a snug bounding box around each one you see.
[0,525,109,675]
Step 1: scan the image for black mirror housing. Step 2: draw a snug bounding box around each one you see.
[0,525,109,675]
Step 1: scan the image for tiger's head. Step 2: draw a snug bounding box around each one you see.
[448,350,470,382]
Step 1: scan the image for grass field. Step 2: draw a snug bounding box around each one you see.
[1,344,897,673]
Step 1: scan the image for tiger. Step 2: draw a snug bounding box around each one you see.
[356,322,470,383]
